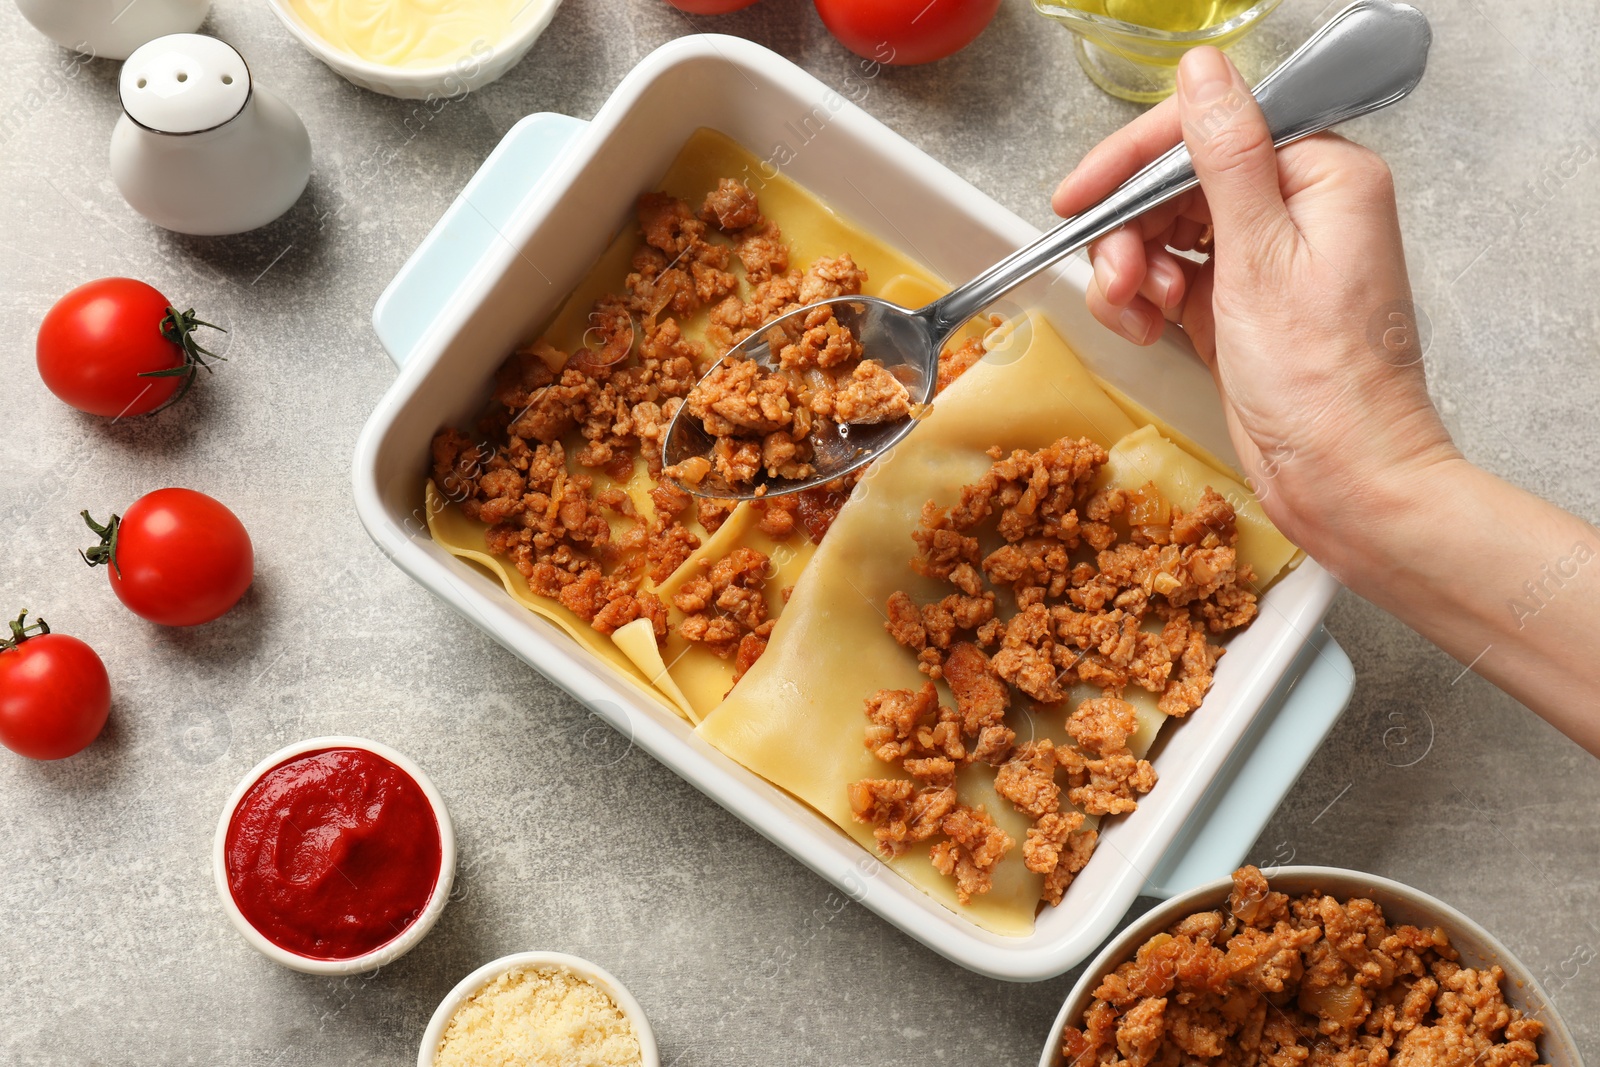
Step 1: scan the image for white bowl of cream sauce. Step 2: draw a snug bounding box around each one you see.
[265,0,563,99]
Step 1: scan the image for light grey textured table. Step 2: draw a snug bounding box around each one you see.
[2,0,1597,1063]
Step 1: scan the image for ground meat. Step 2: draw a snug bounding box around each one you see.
[1067,753,1157,816]
[797,254,868,304]
[994,740,1060,818]
[697,498,736,534]
[848,779,960,858]
[902,437,1255,716]
[628,193,737,329]
[675,240,985,492]
[829,360,911,424]
[847,778,915,855]
[711,436,763,485]
[680,327,874,487]
[1067,696,1139,758]
[431,427,488,505]
[1062,867,1548,1067]
[885,590,927,650]
[864,437,1267,908]
[732,632,767,683]
[776,305,863,372]
[645,515,699,584]
[699,177,761,231]
[553,571,667,636]
[862,682,966,765]
[751,496,798,538]
[862,682,941,763]
[903,756,957,787]
[1040,823,1097,906]
[942,642,1011,738]
[794,478,856,542]
[670,250,882,489]
[733,216,789,284]
[1171,485,1239,545]
[1024,810,1097,907]
[429,177,889,682]
[930,804,1013,904]
[686,357,800,436]
[938,337,985,394]
[673,546,773,658]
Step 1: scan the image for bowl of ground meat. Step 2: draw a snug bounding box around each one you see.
[1042,866,1582,1067]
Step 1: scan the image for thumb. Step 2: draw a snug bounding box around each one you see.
[1177,47,1293,255]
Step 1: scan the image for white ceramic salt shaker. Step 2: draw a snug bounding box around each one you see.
[14,0,210,61]
[110,34,311,236]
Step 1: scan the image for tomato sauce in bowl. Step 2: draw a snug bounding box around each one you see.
[214,737,454,973]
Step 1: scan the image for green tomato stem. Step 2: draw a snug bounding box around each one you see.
[2,609,50,650]
[137,306,228,413]
[79,510,123,577]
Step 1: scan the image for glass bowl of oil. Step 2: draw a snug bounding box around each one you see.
[1034,0,1283,103]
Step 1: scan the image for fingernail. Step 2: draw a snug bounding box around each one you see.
[1179,47,1233,106]
[1149,261,1180,309]
[1093,255,1118,302]
[1119,307,1152,343]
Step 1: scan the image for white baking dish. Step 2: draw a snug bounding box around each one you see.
[353,35,1352,981]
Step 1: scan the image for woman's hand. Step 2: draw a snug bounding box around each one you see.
[1052,46,1457,561]
[1055,47,1600,755]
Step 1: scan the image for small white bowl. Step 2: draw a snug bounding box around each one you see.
[263,0,564,99]
[418,951,660,1067]
[213,735,456,975]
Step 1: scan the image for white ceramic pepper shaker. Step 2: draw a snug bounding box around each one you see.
[110,34,311,236]
[14,0,210,61]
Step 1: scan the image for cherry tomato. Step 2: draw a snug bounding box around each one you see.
[82,489,254,627]
[36,277,224,418]
[664,0,760,12]
[0,611,111,760]
[813,0,1001,65]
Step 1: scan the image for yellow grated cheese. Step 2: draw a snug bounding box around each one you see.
[434,965,642,1067]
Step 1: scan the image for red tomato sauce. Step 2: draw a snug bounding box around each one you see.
[224,747,442,960]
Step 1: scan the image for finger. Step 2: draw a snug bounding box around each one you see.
[1053,94,1183,218]
[1178,263,1218,368]
[1088,225,1148,307]
[1140,244,1191,312]
[1088,274,1165,346]
[1175,48,1294,255]
[1169,215,1206,252]
[1129,195,1193,242]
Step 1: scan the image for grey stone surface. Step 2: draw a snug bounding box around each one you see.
[2,0,1597,1063]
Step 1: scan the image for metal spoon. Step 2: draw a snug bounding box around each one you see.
[662,0,1431,499]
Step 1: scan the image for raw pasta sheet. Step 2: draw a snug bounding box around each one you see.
[695,313,1297,934]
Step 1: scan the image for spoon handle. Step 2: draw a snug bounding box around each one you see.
[920,0,1432,343]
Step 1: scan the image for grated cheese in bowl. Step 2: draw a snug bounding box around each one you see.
[430,961,647,1067]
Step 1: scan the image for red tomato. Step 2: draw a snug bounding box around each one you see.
[664,0,760,12]
[82,489,254,627]
[814,0,1001,64]
[0,612,111,760]
[36,277,224,418]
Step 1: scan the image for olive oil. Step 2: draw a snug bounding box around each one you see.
[1035,0,1279,102]
[1076,0,1260,33]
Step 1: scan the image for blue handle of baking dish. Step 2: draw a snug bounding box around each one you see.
[1140,626,1354,898]
[372,114,1357,896]
[372,112,589,367]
